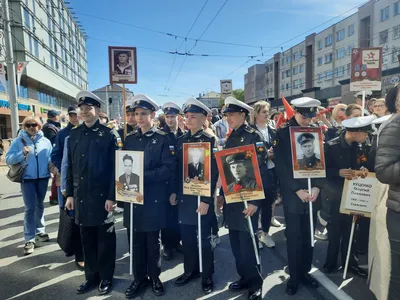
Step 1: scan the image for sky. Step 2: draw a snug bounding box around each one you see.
[70,0,365,107]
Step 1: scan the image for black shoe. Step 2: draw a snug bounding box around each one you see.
[202,277,214,294]
[175,244,183,253]
[300,274,319,288]
[286,280,298,296]
[163,248,173,261]
[248,289,262,300]
[98,280,112,295]
[77,280,98,294]
[229,279,247,291]
[152,278,165,296]
[125,279,149,298]
[348,265,368,278]
[322,264,337,274]
[175,272,200,286]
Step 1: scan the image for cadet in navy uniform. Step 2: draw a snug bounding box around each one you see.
[123,94,175,299]
[297,133,322,169]
[219,96,268,300]
[65,91,119,296]
[160,102,185,261]
[118,103,138,143]
[273,97,322,295]
[174,98,218,294]
[322,116,375,278]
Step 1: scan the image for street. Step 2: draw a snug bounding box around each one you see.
[0,170,376,300]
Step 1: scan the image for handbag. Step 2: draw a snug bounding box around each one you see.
[6,139,27,183]
[57,209,75,255]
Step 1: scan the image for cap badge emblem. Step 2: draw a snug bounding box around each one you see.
[187,104,191,108]
[310,107,314,112]
[240,137,245,143]
[136,100,140,105]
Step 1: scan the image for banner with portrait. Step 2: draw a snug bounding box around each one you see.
[183,142,211,197]
[350,47,382,91]
[115,150,144,204]
[340,172,378,218]
[108,46,137,84]
[290,127,326,179]
[215,144,264,204]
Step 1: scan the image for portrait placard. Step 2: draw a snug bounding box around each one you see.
[108,46,137,84]
[183,142,211,197]
[115,150,144,204]
[340,172,378,218]
[289,127,326,179]
[350,47,382,91]
[215,144,264,204]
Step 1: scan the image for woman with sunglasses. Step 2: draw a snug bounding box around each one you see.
[325,104,347,141]
[6,116,52,255]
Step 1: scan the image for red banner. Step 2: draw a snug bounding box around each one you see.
[350,48,382,91]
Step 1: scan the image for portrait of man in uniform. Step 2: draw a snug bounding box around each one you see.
[296,132,321,170]
[119,154,140,192]
[114,51,132,75]
[188,147,204,180]
[225,153,257,192]
[108,46,137,84]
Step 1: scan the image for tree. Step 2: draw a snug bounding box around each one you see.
[218,89,245,106]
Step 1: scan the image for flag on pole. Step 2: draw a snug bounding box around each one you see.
[17,61,29,95]
[276,95,295,128]
[0,62,8,96]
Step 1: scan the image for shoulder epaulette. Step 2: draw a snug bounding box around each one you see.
[201,130,214,138]
[327,137,340,146]
[155,129,168,136]
[244,126,255,134]
[126,130,136,138]
[71,124,82,130]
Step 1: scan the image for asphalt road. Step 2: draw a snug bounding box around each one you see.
[0,171,376,300]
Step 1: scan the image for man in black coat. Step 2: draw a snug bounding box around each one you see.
[160,102,185,261]
[218,96,268,300]
[174,98,218,294]
[297,133,322,169]
[123,94,175,299]
[65,91,119,296]
[273,97,322,296]
[188,148,204,179]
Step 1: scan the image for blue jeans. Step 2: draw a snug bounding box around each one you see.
[21,178,50,242]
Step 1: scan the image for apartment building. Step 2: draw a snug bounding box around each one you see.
[264,57,275,100]
[244,64,265,104]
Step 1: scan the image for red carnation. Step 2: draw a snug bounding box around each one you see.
[233,184,243,193]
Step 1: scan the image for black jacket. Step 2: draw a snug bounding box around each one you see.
[66,120,118,226]
[222,123,268,231]
[175,129,218,226]
[51,122,74,170]
[118,124,137,143]
[119,173,140,191]
[42,119,61,145]
[273,118,321,215]
[122,127,176,231]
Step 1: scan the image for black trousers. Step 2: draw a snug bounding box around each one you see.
[161,205,181,249]
[180,224,214,277]
[387,209,400,300]
[211,212,219,236]
[229,229,262,291]
[285,211,315,283]
[356,217,370,254]
[80,223,116,282]
[260,187,276,233]
[325,212,358,269]
[129,229,161,281]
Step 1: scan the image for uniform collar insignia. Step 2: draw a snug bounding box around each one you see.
[240,137,245,142]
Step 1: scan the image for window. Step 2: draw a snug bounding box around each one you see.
[33,39,39,57]
[335,66,345,77]
[395,2,400,16]
[299,64,304,73]
[325,34,333,47]
[348,24,355,36]
[293,79,298,89]
[282,71,285,79]
[347,63,351,76]
[325,70,333,80]
[281,84,285,91]
[286,56,291,64]
[394,25,400,39]
[379,29,389,44]
[317,40,322,50]
[281,58,285,66]
[28,35,33,53]
[317,73,323,82]
[23,8,31,29]
[336,29,345,41]
[286,69,291,77]
[317,56,323,65]
[286,83,290,90]
[325,53,333,63]
[381,6,390,22]
[293,66,299,75]
[347,44,354,55]
[50,54,54,68]
[336,47,346,59]
[392,49,400,63]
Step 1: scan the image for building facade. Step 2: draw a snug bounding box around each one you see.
[245,0,400,108]
[0,0,88,138]
[197,91,220,108]
[244,64,264,104]
[92,85,134,121]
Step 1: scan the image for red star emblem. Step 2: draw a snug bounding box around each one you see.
[367,51,375,59]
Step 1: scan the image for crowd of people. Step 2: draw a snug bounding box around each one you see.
[4,85,400,300]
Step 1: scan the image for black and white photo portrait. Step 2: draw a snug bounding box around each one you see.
[119,154,140,192]
[295,132,321,169]
[108,46,137,84]
[224,153,257,192]
[188,147,204,180]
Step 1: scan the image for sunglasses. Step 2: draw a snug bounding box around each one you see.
[339,108,346,112]
[25,123,38,128]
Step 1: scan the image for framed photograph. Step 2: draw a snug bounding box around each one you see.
[350,47,382,91]
[290,127,326,179]
[340,172,379,218]
[215,144,264,204]
[183,142,211,197]
[115,150,144,204]
[108,46,137,84]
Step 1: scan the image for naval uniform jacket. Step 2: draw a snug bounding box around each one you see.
[273,118,322,215]
[66,120,118,226]
[122,127,176,231]
[175,129,218,226]
[223,123,268,231]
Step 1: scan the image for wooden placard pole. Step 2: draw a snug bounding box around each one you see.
[122,83,127,140]
[308,178,315,248]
